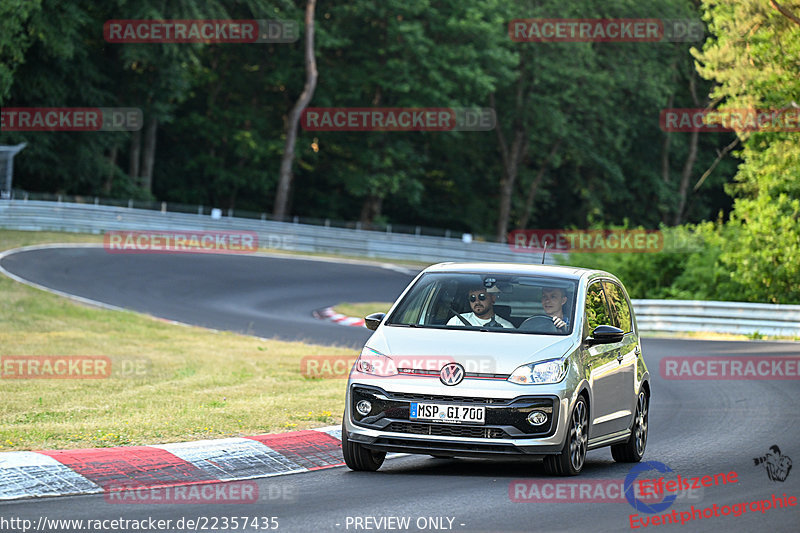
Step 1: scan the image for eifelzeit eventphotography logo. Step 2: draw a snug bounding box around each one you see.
[754,445,793,482]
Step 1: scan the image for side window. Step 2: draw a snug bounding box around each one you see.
[585,282,612,331]
[603,282,632,333]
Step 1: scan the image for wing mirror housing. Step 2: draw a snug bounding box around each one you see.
[364,312,386,331]
[585,324,624,345]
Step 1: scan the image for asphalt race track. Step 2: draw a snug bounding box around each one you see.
[1,246,799,532]
[0,246,417,347]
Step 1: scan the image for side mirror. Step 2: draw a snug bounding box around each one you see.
[364,312,386,331]
[586,325,624,345]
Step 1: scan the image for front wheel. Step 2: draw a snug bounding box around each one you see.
[611,390,648,463]
[543,396,588,476]
[342,423,386,471]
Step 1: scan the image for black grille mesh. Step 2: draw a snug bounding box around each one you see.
[385,422,509,439]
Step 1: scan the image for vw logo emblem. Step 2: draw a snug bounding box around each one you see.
[439,363,465,386]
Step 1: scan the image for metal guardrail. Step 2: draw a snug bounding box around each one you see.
[1,200,799,337]
[0,199,558,264]
[632,299,800,337]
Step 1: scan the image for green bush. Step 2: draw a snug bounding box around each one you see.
[560,219,800,304]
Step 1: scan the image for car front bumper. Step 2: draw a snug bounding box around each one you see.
[344,382,573,457]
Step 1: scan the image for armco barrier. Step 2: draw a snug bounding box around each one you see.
[632,299,800,337]
[1,200,799,337]
[0,199,557,264]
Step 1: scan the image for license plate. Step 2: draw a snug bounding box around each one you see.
[409,403,485,424]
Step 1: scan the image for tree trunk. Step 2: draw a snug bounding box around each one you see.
[359,195,383,225]
[491,66,529,243]
[518,140,561,229]
[103,145,118,195]
[661,93,674,185]
[129,129,141,183]
[273,0,318,220]
[140,116,158,194]
[494,126,528,241]
[673,68,701,225]
[673,128,699,224]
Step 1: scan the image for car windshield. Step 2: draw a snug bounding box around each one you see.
[386,272,578,335]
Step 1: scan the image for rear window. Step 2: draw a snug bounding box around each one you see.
[386,272,578,335]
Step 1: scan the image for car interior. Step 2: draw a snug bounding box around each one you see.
[436,279,575,332]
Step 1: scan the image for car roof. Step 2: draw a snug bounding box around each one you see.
[421,262,608,282]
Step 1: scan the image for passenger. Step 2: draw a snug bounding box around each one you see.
[541,287,570,331]
[447,286,513,328]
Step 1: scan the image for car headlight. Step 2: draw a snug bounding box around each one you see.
[508,358,568,385]
[354,347,397,377]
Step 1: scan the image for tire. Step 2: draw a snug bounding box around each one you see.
[611,390,648,463]
[543,396,588,476]
[341,423,386,471]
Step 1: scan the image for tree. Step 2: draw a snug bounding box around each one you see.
[273,0,318,220]
[0,0,42,104]
[301,0,517,225]
[693,0,800,303]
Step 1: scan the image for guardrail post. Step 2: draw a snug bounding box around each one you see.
[128,199,133,209]
[228,208,233,218]
[198,205,203,215]
[324,218,330,227]
[261,213,266,221]
[58,195,62,203]
[386,223,392,234]
[445,229,451,238]
[415,226,421,237]
[293,216,299,224]
[161,202,167,213]
[94,197,99,205]
[356,222,362,231]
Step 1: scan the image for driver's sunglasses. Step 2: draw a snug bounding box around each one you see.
[468,293,487,302]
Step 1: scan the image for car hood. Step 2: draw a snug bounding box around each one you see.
[365,325,579,374]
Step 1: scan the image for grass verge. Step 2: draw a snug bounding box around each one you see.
[0,230,358,451]
[332,302,393,319]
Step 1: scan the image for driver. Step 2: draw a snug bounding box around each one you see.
[447,286,513,328]
[542,287,570,331]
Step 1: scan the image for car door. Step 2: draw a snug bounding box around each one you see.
[602,281,638,433]
[582,281,628,437]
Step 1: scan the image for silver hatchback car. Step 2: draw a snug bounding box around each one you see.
[342,263,650,475]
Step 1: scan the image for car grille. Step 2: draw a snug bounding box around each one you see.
[385,422,510,439]
[384,391,512,405]
[397,368,509,380]
[371,437,519,454]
